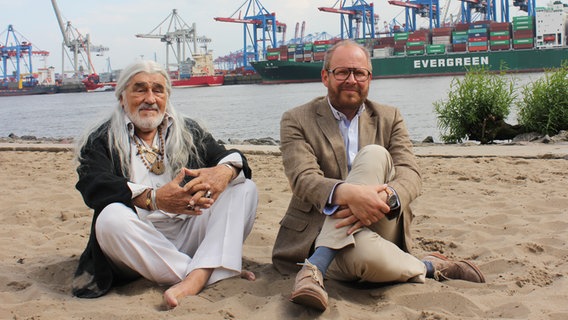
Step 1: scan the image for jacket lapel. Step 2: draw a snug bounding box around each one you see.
[315,100,348,178]
[359,101,378,147]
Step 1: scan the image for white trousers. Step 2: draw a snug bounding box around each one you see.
[96,179,258,287]
[317,145,426,283]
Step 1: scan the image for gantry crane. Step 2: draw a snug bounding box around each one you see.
[457,0,533,24]
[456,0,498,23]
[512,0,536,16]
[214,0,287,69]
[50,0,108,79]
[388,0,440,31]
[318,0,377,40]
[136,9,212,78]
[1,25,50,87]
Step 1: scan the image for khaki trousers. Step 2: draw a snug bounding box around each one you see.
[316,145,426,283]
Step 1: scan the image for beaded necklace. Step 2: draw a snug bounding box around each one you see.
[134,126,165,175]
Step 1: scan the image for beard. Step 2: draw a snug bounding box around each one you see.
[328,82,368,110]
[125,103,165,131]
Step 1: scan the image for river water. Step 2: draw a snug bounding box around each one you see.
[0,73,545,143]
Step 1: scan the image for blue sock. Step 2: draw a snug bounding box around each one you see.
[423,260,435,278]
[307,246,337,276]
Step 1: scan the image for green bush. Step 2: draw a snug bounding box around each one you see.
[434,68,516,144]
[517,65,568,135]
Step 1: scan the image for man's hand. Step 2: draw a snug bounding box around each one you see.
[183,165,234,200]
[332,183,390,229]
[153,169,213,215]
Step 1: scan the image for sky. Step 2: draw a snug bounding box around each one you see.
[0,0,556,75]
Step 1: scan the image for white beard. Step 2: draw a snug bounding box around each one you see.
[125,103,165,131]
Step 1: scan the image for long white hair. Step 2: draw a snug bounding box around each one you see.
[75,60,201,178]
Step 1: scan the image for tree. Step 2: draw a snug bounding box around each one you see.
[434,68,517,144]
[517,64,568,136]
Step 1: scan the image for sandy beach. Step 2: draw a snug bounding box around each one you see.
[1,142,567,319]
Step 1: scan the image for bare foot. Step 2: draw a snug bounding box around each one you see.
[163,268,213,309]
[241,270,256,281]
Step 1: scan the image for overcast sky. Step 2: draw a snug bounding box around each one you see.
[0,0,552,74]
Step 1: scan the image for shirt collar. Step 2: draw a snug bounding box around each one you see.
[326,96,365,121]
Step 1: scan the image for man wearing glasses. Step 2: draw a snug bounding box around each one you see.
[272,40,485,311]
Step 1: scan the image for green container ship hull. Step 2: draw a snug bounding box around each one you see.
[251,47,568,84]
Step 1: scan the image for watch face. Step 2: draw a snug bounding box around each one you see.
[388,194,398,209]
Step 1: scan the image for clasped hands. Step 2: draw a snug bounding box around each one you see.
[154,165,235,214]
[332,183,391,235]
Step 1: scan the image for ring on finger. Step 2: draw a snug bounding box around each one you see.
[204,190,212,198]
[187,202,194,210]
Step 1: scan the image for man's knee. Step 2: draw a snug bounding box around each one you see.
[358,144,390,162]
[95,203,137,238]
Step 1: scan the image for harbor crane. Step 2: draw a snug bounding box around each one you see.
[50,0,108,78]
[1,25,50,87]
[512,0,536,16]
[318,0,377,40]
[387,0,440,31]
[214,0,287,69]
[456,0,533,24]
[456,0,498,23]
[136,9,211,77]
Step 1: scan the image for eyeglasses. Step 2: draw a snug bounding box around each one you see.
[327,67,371,82]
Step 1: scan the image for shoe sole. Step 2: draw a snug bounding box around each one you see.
[290,291,327,311]
[426,252,486,283]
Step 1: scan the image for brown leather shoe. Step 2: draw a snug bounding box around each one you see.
[423,252,486,283]
[290,259,328,311]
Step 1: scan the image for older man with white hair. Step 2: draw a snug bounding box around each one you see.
[72,60,258,308]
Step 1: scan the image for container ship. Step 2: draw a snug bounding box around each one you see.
[251,3,568,83]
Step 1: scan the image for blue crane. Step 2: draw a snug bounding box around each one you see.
[318,0,377,40]
[388,0,440,31]
[457,0,534,24]
[457,0,498,23]
[214,0,286,69]
[512,0,536,16]
[1,25,49,88]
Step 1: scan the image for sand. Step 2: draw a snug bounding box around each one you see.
[1,143,567,319]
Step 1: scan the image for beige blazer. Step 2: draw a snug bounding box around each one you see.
[272,96,422,274]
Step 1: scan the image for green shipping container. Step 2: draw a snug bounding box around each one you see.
[513,38,533,45]
[406,50,425,55]
[513,16,533,23]
[513,24,535,31]
[490,40,511,46]
[394,32,409,41]
[490,31,510,37]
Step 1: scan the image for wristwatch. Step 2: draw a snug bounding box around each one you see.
[385,186,401,219]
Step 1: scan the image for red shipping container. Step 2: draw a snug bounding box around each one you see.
[455,23,470,31]
[490,45,510,51]
[513,43,534,49]
[379,36,395,45]
[513,30,534,38]
[489,22,511,31]
[406,45,425,51]
[452,43,467,51]
[469,45,488,52]
[469,36,488,42]
[432,27,453,36]
[490,35,511,41]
